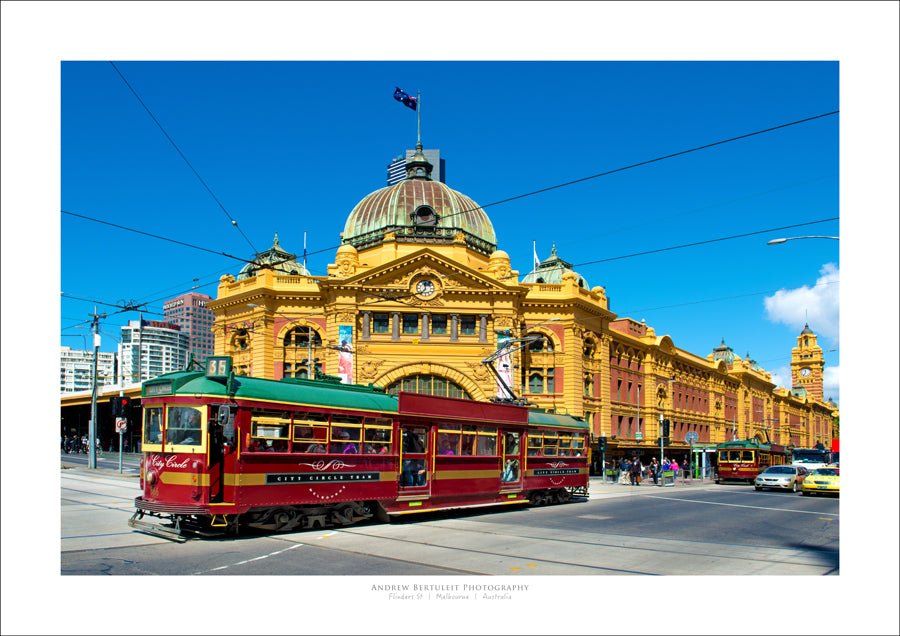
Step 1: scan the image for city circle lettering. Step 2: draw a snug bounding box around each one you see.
[149,455,192,470]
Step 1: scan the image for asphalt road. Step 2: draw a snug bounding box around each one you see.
[60,465,839,577]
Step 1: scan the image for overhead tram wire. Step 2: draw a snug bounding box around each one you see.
[108,61,259,256]
[62,210,260,267]
[295,110,840,262]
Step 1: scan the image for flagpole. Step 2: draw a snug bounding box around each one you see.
[303,231,307,270]
[417,91,421,146]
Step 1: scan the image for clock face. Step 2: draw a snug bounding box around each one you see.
[800,367,812,377]
[415,279,435,297]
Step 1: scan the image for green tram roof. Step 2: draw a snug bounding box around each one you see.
[142,372,589,430]
[716,438,772,450]
[527,409,589,432]
[142,371,400,415]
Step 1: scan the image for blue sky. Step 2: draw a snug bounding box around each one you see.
[59,59,841,399]
[3,3,898,631]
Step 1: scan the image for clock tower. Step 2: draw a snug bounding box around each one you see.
[791,323,825,401]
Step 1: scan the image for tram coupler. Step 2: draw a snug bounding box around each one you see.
[128,511,188,543]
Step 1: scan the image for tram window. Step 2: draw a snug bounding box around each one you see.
[143,406,163,446]
[165,406,203,448]
[331,417,362,454]
[476,427,497,456]
[460,425,476,455]
[251,410,291,440]
[543,432,559,456]
[572,434,586,453]
[527,434,542,456]
[437,423,461,456]
[558,433,574,456]
[363,418,392,454]
[742,450,754,461]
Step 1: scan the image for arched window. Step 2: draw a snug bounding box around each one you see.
[386,374,471,399]
[283,326,322,348]
[527,334,554,352]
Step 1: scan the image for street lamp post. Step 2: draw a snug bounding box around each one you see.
[660,377,676,486]
[767,236,839,245]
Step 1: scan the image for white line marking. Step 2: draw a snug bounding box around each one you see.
[647,495,839,516]
[193,543,303,574]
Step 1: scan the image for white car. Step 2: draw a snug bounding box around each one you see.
[754,465,808,492]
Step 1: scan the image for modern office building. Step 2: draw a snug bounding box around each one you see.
[163,291,216,363]
[387,148,445,185]
[60,346,117,393]
[118,318,190,383]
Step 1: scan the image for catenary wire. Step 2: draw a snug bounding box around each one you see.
[297,111,839,261]
[109,61,259,256]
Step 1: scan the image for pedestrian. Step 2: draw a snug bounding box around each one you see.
[670,458,680,484]
[684,458,692,480]
[629,456,642,486]
[650,457,660,485]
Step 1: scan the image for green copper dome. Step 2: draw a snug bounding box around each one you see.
[341,145,497,255]
[523,243,589,288]
[236,233,309,280]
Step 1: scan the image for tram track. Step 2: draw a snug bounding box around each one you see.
[317,517,838,575]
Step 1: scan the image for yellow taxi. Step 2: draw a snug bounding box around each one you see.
[801,467,839,496]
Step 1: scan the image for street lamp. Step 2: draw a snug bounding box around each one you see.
[767,236,839,245]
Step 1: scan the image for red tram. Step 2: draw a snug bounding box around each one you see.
[715,437,789,483]
[129,356,590,541]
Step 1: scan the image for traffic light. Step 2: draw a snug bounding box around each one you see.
[112,396,132,417]
[597,436,607,454]
[662,419,671,437]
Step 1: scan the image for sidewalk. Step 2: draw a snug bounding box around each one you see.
[589,474,718,495]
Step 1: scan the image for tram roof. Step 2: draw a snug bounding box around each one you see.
[143,371,400,415]
[527,409,589,432]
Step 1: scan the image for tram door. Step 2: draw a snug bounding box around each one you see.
[208,405,236,504]
[399,426,429,492]
[500,431,522,489]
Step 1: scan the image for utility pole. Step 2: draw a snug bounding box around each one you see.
[89,306,106,469]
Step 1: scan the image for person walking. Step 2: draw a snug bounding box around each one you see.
[670,458,680,484]
[649,457,660,485]
[629,456,642,486]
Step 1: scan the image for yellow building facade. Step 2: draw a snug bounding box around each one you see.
[207,144,837,462]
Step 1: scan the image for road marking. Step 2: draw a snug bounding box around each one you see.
[647,495,839,516]
[192,543,303,574]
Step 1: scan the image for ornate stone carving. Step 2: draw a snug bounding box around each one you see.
[494,316,514,328]
[465,361,490,382]
[336,312,355,323]
[359,359,385,380]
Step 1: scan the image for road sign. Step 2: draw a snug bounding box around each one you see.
[685,431,699,444]
[115,418,127,433]
[635,432,642,440]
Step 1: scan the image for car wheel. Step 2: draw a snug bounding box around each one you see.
[792,481,799,493]
[754,486,761,491]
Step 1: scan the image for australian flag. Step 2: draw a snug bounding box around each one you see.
[393,87,418,111]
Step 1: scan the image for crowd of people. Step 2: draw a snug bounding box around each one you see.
[604,455,710,485]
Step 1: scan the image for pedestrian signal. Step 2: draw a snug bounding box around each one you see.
[662,419,670,437]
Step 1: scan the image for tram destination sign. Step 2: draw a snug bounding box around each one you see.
[266,472,380,484]
[532,468,580,476]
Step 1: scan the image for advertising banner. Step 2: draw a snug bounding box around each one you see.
[495,333,514,399]
[338,325,353,384]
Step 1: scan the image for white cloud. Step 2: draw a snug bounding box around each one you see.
[764,263,840,343]
[822,365,840,405]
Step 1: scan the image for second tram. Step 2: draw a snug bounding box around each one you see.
[715,437,789,484]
